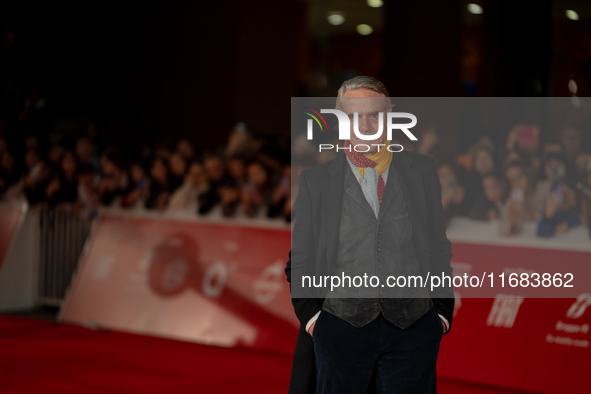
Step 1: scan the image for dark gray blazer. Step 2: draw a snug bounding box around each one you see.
[285,150,454,394]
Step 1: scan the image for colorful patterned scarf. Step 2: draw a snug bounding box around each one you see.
[344,139,392,206]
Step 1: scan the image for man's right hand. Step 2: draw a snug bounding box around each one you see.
[308,321,316,337]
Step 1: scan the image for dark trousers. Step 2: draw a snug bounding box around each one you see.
[312,307,442,394]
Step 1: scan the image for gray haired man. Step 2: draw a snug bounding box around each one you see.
[286,76,454,393]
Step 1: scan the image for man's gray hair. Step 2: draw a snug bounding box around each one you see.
[337,76,389,98]
[336,76,391,111]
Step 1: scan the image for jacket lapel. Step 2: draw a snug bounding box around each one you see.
[377,157,402,221]
[322,153,346,267]
[392,152,427,242]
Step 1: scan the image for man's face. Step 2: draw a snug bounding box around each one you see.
[342,88,390,157]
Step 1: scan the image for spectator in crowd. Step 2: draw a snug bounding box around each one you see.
[7,148,51,204]
[75,136,101,177]
[561,127,583,162]
[98,151,128,206]
[472,146,496,180]
[417,128,438,157]
[242,161,272,218]
[46,151,78,205]
[145,157,170,211]
[76,164,100,214]
[468,173,505,221]
[169,161,209,212]
[437,162,467,225]
[506,124,542,180]
[225,122,253,159]
[499,160,550,235]
[120,162,149,209]
[168,152,187,192]
[268,163,291,221]
[176,139,195,161]
[254,143,283,184]
[457,143,498,205]
[575,152,591,180]
[198,154,239,216]
[506,124,540,154]
[47,144,65,168]
[537,153,581,237]
[227,156,247,188]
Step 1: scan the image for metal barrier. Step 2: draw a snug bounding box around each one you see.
[37,206,94,306]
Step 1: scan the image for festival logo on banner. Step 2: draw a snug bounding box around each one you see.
[60,215,297,354]
[547,294,591,348]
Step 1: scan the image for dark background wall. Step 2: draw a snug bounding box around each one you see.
[2,0,591,155]
[0,1,304,150]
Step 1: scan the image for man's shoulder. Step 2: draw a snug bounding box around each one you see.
[299,155,341,182]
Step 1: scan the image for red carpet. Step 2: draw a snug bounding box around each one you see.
[0,315,538,393]
[0,315,293,394]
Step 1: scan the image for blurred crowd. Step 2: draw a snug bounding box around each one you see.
[293,121,591,239]
[0,85,292,222]
[422,125,591,238]
[2,84,591,238]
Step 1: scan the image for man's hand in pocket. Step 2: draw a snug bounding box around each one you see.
[308,321,316,337]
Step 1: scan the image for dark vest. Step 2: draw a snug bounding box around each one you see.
[322,159,433,328]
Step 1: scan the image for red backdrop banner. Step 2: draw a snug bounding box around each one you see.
[439,242,590,394]
[60,214,297,354]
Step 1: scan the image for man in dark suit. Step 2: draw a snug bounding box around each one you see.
[285,76,454,394]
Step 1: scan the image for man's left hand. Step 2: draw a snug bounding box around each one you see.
[440,318,446,333]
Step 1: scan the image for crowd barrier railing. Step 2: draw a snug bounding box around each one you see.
[37,205,94,306]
